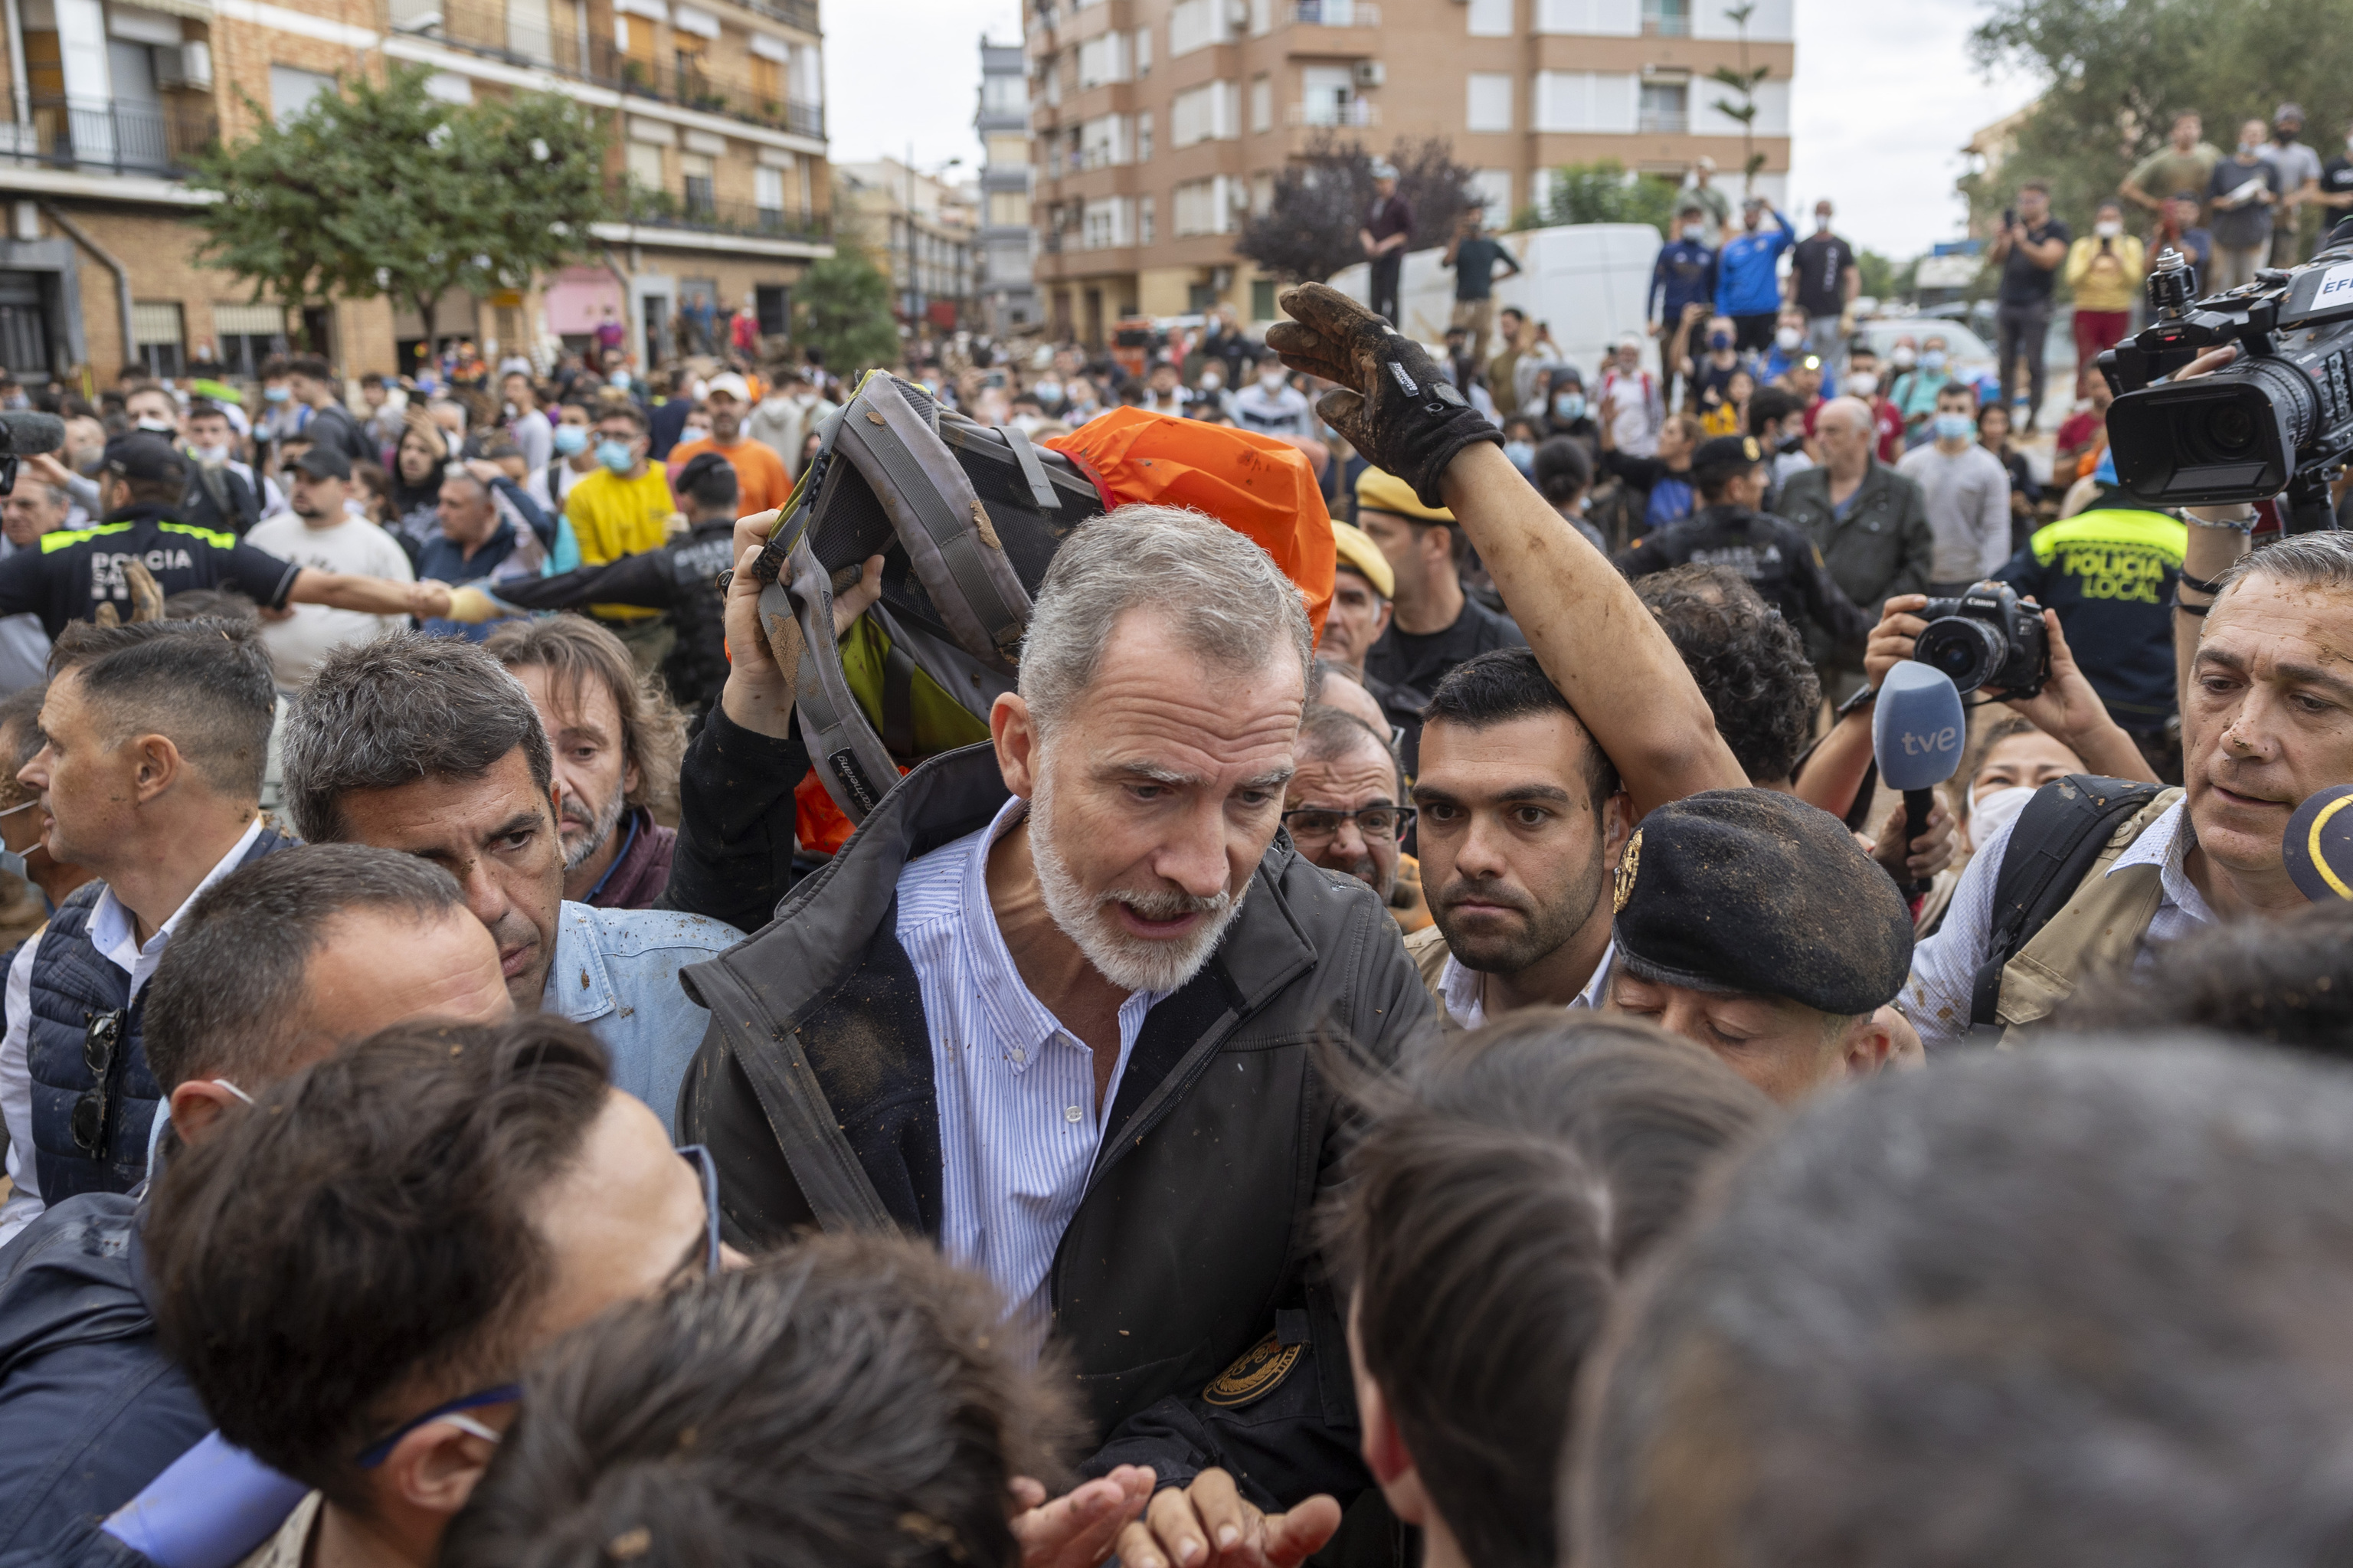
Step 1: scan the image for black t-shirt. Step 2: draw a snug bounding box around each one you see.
[1451,237,1515,301]
[0,506,300,638]
[1791,231,1856,316]
[1366,192,1414,247]
[1998,218,2070,305]
[1365,592,1526,699]
[2325,155,2353,201]
[1617,504,1871,656]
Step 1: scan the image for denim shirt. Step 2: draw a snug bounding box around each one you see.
[541,900,743,1137]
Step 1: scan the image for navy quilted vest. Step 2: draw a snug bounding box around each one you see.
[26,826,290,1203]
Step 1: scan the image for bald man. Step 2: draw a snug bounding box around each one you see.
[1775,396,1933,698]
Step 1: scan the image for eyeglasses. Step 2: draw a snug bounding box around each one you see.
[679,1143,722,1284]
[1281,804,1415,844]
[69,1008,127,1157]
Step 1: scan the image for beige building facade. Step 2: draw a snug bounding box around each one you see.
[0,0,830,389]
[1026,0,1792,344]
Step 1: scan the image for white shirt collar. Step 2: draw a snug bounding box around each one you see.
[89,816,266,990]
[1435,938,1614,1032]
[2104,799,2214,925]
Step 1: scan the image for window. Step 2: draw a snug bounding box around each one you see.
[1081,113,1127,168]
[1251,171,1275,214]
[1466,0,1511,35]
[1249,74,1271,133]
[214,302,286,380]
[1171,80,1239,145]
[983,73,1026,115]
[1467,72,1512,132]
[1076,31,1127,87]
[1133,25,1151,72]
[756,164,787,224]
[1694,77,1788,136]
[1173,176,1238,236]
[986,133,1029,166]
[989,191,1032,226]
[1250,0,1271,31]
[1471,168,1511,227]
[1641,0,1688,34]
[1137,110,1153,161]
[268,64,334,126]
[1534,70,1637,132]
[1637,80,1686,133]
[755,284,790,336]
[131,301,184,379]
[1082,195,1131,248]
[1299,64,1356,126]
[751,53,782,104]
[1539,0,1639,30]
[1139,194,1156,244]
[679,151,715,216]
[626,139,665,189]
[1251,277,1276,319]
[1167,0,1228,54]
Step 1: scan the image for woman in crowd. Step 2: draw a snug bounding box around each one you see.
[1977,400,2042,555]
[387,415,451,558]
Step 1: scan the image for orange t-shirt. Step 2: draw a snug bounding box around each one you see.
[666,436,791,516]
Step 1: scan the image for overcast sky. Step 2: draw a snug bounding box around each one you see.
[823,0,2041,260]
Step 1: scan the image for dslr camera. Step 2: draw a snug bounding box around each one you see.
[1911,580,2048,698]
[2100,241,2353,532]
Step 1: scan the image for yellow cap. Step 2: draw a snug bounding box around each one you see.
[1328,520,1394,600]
[1354,466,1455,525]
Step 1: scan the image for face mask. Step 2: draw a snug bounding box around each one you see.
[1683,224,1705,242]
[1504,440,1535,469]
[502,401,516,417]
[1198,372,1222,391]
[1965,784,2036,854]
[1261,370,1288,391]
[552,425,588,456]
[1775,327,1802,351]
[193,443,231,464]
[595,439,634,473]
[1010,413,1045,436]
[1933,412,1975,442]
[1921,349,1948,372]
[1815,212,1832,231]
[1709,331,1733,350]
[263,386,290,404]
[2239,142,2259,157]
[1554,393,1586,421]
[2095,219,2122,238]
[1034,378,1063,404]
[680,424,711,445]
[1891,346,1918,368]
[135,417,175,434]
[608,369,632,391]
[1847,371,1880,397]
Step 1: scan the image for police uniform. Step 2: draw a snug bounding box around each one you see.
[1618,434,1875,663]
[0,435,299,637]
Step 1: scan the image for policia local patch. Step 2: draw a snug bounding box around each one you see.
[1203,1333,1304,1408]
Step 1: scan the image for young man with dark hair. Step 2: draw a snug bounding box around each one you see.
[279,632,739,1126]
[0,844,512,1558]
[485,616,684,909]
[244,446,416,690]
[1575,1043,2353,1567]
[283,354,376,469]
[1618,434,1870,658]
[1630,565,1818,788]
[145,1015,727,1568]
[1896,381,2014,594]
[443,1234,1079,1568]
[1355,468,1525,701]
[0,617,293,1239]
[1340,1017,1771,1568]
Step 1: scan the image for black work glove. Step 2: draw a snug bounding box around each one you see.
[1264,283,1504,509]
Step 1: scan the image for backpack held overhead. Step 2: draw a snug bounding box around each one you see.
[747,375,1337,839]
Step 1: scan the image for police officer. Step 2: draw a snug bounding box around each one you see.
[1618,434,1874,663]
[1602,787,1916,1102]
[0,434,443,638]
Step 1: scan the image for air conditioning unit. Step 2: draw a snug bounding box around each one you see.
[155,40,212,88]
[1226,0,1250,28]
[1353,59,1385,87]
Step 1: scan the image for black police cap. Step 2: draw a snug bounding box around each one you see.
[1690,434,1766,473]
[101,432,185,485]
[1611,788,1913,1016]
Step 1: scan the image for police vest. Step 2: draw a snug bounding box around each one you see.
[26,826,290,1204]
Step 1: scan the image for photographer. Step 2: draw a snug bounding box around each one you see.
[1985,181,2068,433]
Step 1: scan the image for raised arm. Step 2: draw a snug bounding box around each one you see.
[1267,283,1746,814]
[287,567,448,620]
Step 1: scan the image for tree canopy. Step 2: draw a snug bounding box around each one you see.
[189,64,611,346]
[794,241,899,376]
[1236,135,1478,283]
[1523,161,1682,236]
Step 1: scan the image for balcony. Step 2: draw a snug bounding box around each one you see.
[1281,0,1379,23]
[734,0,818,32]
[614,183,830,241]
[1287,100,1378,127]
[1636,109,1687,133]
[1641,0,1690,35]
[0,96,215,178]
[393,0,826,138]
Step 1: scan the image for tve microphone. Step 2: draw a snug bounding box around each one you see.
[1872,662,1968,895]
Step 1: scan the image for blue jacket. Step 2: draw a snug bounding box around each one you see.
[0,1195,207,1559]
[1648,237,1717,327]
[542,899,742,1134]
[1716,211,1795,316]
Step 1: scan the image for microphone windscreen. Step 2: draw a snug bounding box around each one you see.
[0,410,66,456]
[2285,784,2353,903]
[1873,661,1968,791]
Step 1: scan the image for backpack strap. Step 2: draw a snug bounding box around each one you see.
[1967,774,2171,1030]
[997,421,1064,512]
[774,542,900,823]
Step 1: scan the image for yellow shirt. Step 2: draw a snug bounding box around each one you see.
[1700,400,1744,438]
[563,464,676,620]
[2064,234,2147,313]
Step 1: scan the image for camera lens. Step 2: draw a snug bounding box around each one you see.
[1911,617,2004,694]
[2198,401,2256,458]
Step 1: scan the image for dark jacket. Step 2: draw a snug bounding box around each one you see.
[178,464,260,538]
[673,743,1432,1507]
[1618,502,1875,661]
[0,1194,208,1558]
[584,808,677,910]
[1776,460,1935,668]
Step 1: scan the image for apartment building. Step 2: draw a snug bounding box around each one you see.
[836,157,977,332]
[1025,0,1792,345]
[975,36,1035,333]
[0,0,830,385]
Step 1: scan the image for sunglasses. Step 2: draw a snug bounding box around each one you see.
[351,1147,722,1468]
[69,1008,127,1157]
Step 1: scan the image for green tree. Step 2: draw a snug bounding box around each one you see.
[1856,248,1900,301]
[1235,134,1480,283]
[1707,2,1773,192]
[1968,0,2353,243]
[189,64,610,351]
[795,242,900,375]
[1536,162,1681,237]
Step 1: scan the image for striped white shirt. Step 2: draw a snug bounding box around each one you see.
[896,796,1166,1354]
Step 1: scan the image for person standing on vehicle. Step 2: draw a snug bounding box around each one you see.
[1360,160,1414,326]
[1987,180,2068,434]
[1791,201,1859,368]
[1648,214,1717,412]
[1441,211,1520,368]
[1717,198,1796,354]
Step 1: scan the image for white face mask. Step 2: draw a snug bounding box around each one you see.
[193,443,231,464]
[1261,370,1288,391]
[1965,784,2037,853]
[1847,371,1880,397]
[681,424,711,445]
[1815,211,1832,231]
[1775,326,1803,351]
[1198,372,1222,391]
[2094,219,2122,238]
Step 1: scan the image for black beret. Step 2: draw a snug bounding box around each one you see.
[102,432,185,485]
[1690,434,1766,473]
[1611,788,1913,1015]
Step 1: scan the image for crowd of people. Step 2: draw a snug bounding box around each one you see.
[0,136,2347,1568]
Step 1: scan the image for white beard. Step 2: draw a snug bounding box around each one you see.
[561,784,628,872]
[1026,761,1243,996]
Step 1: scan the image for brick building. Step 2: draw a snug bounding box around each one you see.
[1024,0,1793,344]
[0,0,832,388]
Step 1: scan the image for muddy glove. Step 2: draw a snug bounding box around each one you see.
[1265,282,1504,509]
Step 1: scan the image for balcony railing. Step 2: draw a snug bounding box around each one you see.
[1287,100,1379,127]
[1641,1,1690,35]
[614,184,829,242]
[1282,0,1379,24]
[1636,110,1688,133]
[734,0,817,32]
[0,96,216,177]
[395,0,826,138]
